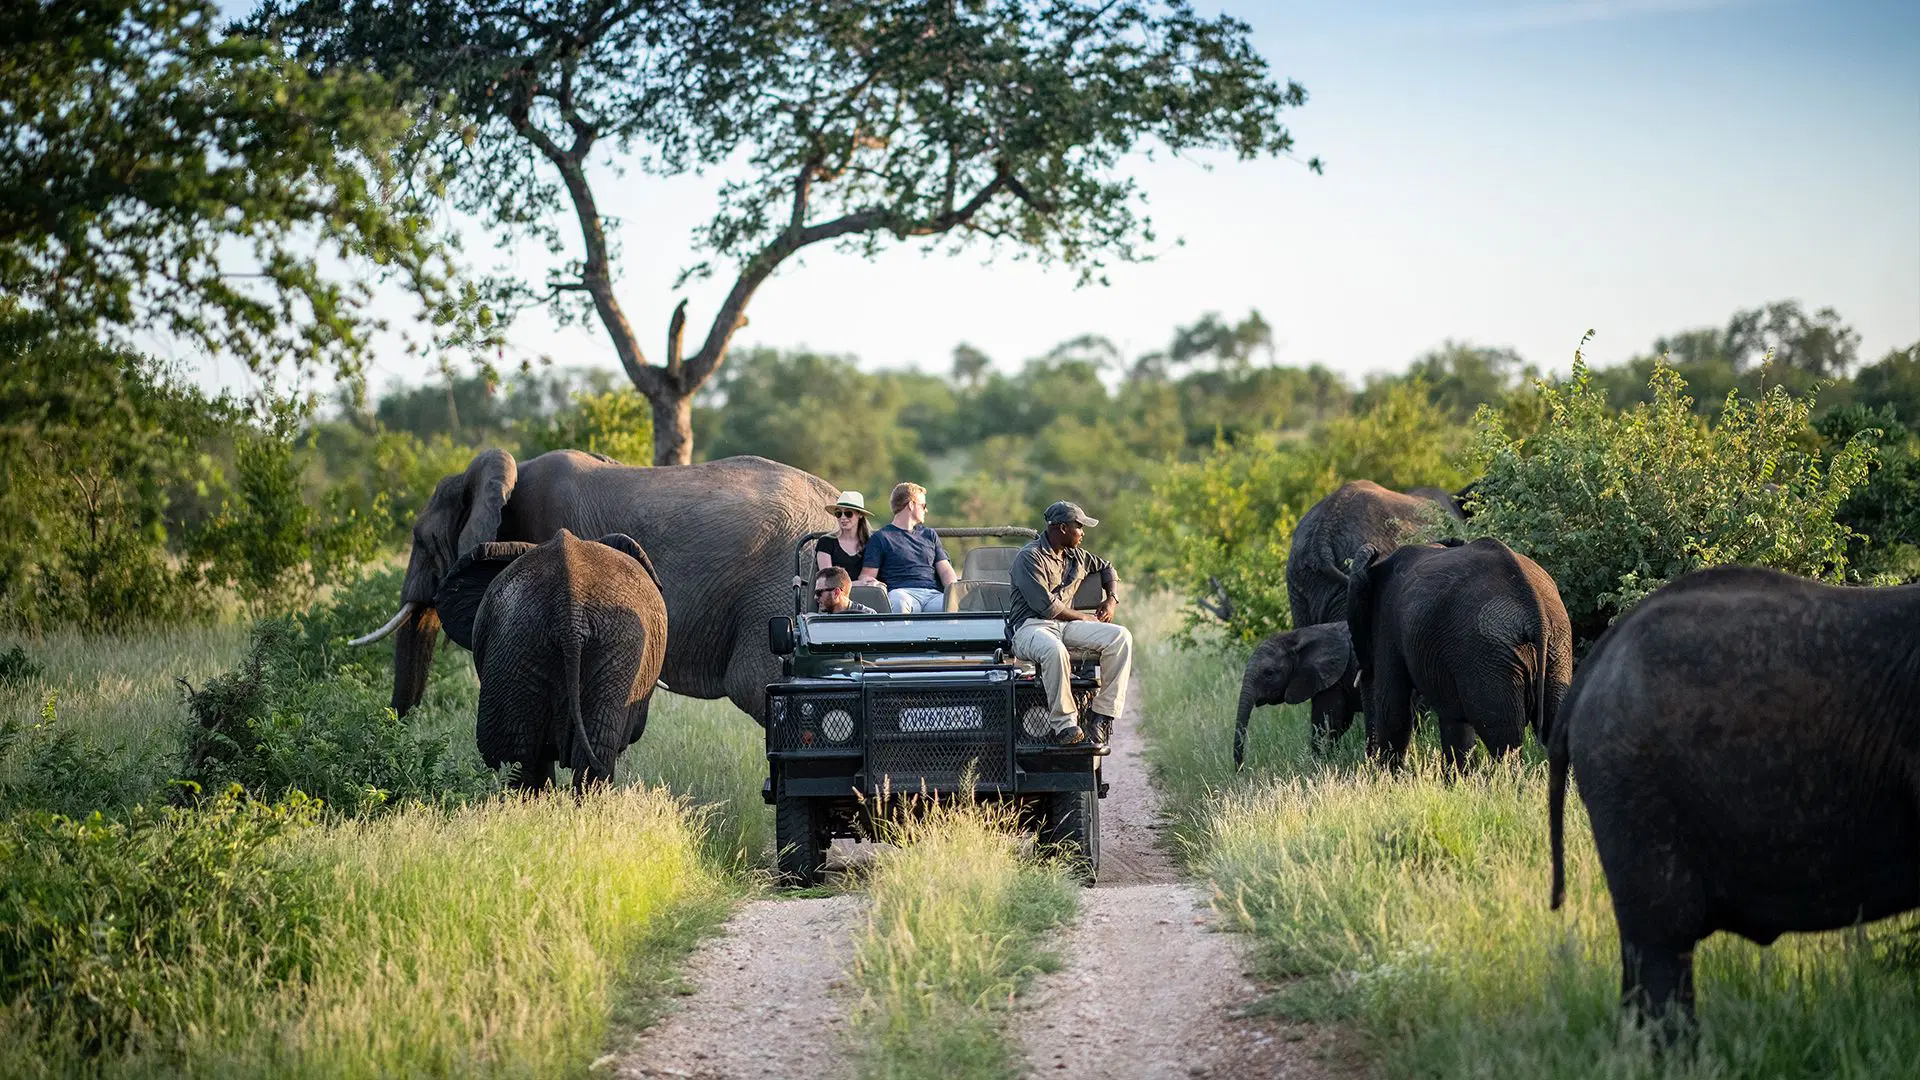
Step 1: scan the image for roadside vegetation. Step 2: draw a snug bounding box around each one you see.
[849,799,1078,1080]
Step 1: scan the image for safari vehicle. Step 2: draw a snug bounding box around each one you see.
[763,527,1110,886]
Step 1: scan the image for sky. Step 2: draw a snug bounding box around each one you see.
[200,0,1920,398]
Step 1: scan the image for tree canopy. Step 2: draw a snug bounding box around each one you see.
[0,0,488,381]
[255,0,1316,463]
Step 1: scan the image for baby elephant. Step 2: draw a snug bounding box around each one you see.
[1232,622,1356,767]
[434,529,667,790]
[1551,566,1920,1041]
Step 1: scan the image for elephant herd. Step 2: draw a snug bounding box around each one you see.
[350,449,841,789]
[1233,480,1919,1043]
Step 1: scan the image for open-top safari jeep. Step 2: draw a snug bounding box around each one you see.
[763,526,1109,886]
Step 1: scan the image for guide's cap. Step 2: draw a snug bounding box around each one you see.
[1043,501,1099,528]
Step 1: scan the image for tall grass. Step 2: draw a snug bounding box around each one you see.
[849,799,1077,1080]
[1,788,730,1079]
[618,692,770,871]
[1135,597,1920,1080]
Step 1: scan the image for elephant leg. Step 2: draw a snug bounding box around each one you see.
[1620,937,1697,1048]
[626,695,653,747]
[1365,661,1416,768]
[1438,715,1476,772]
[1472,675,1527,760]
[724,640,777,728]
[1309,687,1355,755]
[514,753,557,792]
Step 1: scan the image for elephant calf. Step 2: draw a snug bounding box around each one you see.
[1232,622,1356,767]
[1347,537,1572,768]
[435,530,668,790]
[1550,566,1920,1040]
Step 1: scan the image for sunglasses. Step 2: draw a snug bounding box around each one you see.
[834,510,861,519]
[814,586,841,596]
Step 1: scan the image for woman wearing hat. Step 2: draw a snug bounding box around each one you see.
[817,491,873,578]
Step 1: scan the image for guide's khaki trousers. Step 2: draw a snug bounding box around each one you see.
[1011,617,1132,729]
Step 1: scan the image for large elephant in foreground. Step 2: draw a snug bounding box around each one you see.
[434,530,666,789]
[353,450,838,721]
[1346,537,1571,768]
[1550,567,1920,1039]
[1282,480,1466,751]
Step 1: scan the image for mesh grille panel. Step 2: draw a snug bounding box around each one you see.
[770,693,861,752]
[1014,683,1097,749]
[868,684,1011,791]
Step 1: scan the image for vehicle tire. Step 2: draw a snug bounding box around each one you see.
[776,795,829,886]
[1037,788,1100,885]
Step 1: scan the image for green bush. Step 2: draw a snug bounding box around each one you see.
[1132,382,1467,644]
[0,788,320,1056]
[0,692,169,819]
[0,646,42,689]
[517,385,656,465]
[1814,404,1920,583]
[1470,355,1872,641]
[181,617,493,817]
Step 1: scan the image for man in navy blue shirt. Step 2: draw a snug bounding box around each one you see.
[858,482,958,613]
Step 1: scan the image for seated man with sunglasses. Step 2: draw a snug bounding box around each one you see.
[813,567,878,615]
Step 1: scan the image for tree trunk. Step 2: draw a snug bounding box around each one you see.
[651,392,694,466]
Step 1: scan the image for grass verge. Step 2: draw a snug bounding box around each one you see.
[849,799,1078,1080]
[1134,597,1920,1080]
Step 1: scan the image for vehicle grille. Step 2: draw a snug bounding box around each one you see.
[867,684,1011,792]
[770,692,861,752]
[1014,683,1097,749]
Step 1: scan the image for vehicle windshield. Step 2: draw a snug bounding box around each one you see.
[801,612,1007,648]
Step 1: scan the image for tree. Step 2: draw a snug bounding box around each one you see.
[0,0,487,381]
[1361,340,1531,420]
[258,0,1316,464]
[950,343,993,388]
[1855,343,1920,423]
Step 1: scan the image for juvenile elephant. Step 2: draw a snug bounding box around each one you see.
[1549,566,1920,1039]
[434,530,667,790]
[351,449,837,723]
[1346,538,1571,768]
[1232,622,1355,767]
[1284,480,1467,752]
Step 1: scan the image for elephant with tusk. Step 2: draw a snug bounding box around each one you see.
[355,449,839,724]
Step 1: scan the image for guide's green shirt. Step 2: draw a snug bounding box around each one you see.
[1007,537,1117,635]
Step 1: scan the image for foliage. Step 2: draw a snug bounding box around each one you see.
[1470,355,1873,641]
[851,795,1076,1080]
[0,647,43,689]
[1590,300,1864,414]
[700,346,924,497]
[0,690,171,819]
[1359,340,1534,421]
[0,0,493,382]
[259,0,1315,462]
[0,312,229,630]
[1814,405,1920,583]
[181,615,495,818]
[513,385,656,466]
[0,787,322,1057]
[1133,382,1467,644]
[1853,342,1920,425]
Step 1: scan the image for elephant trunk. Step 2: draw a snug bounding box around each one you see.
[1233,673,1258,769]
[391,607,442,718]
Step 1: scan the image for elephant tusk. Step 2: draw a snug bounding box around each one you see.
[349,603,417,646]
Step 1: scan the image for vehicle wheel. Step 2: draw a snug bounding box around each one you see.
[776,795,829,886]
[1037,789,1100,885]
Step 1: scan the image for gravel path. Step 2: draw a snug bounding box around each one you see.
[1017,675,1343,1079]
[615,893,862,1079]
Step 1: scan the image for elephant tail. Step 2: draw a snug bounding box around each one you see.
[1233,673,1257,769]
[1548,702,1569,911]
[563,627,609,780]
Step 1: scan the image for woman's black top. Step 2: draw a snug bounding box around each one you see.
[816,535,865,577]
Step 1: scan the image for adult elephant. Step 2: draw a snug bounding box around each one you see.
[1345,537,1571,768]
[352,449,838,722]
[433,530,667,790]
[1549,567,1920,1040]
[1283,480,1467,750]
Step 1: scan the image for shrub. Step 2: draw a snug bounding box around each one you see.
[181,618,493,816]
[1813,405,1920,583]
[517,385,656,465]
[0,788,320,1056]
[1132,383,1467,645]
[0,692,168,819]
[1470,354,1872,642]
[0,646,42,689]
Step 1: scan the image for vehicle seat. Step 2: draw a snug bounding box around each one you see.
[849,582,890,612]
[961,546,1020,583]
[944,579,1013,612]
[1071,574,1109,610]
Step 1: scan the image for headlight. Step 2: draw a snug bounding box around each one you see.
[821,708,855,743]
[1021,704,1051,739]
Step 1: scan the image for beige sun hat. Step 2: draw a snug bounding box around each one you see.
[828,490,873,517]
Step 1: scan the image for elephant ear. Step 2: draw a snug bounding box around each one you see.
[455,449,518,559]
[592,533,660,589]
[1283,623,1354,704]
[1344,545,1383,680]
[434,541,538,651]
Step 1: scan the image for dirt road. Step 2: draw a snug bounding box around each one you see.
[1015,676,1341,1079]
